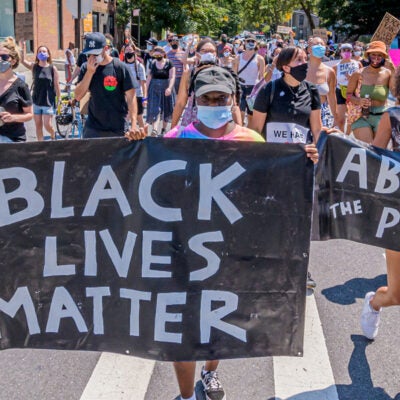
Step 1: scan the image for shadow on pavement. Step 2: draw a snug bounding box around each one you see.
[321,274,387,305]
[268,334,399,400]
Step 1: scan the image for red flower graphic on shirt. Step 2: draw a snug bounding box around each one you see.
[104,75,118,91]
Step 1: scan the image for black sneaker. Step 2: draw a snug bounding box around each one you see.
[201,367,226,400]
[307,271,316,290]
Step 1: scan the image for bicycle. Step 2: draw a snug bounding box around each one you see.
[55,83,86,139]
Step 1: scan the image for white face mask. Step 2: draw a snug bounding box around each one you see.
[354,51,362,57]
[199,52,217,64]
[95,54,104,64]
[223,52,231,58]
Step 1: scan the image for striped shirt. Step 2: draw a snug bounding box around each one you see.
[167,49,186,78]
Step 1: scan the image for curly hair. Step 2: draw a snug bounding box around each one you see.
[0,37,21,69]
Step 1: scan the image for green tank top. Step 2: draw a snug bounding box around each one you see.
[359,84,389,102]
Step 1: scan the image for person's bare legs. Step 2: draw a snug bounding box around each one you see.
[34,114,44,141]
[336,104,347,132]
[353,126,374,143]
[173,360,220,399]
[43,114,56,139]
[174,361,196,399]
[370,249,400,310]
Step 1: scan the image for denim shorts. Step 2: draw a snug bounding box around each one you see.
[33,104,55,115]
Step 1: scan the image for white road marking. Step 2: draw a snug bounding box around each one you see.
[80,352,155,400]
[273,294,339,400]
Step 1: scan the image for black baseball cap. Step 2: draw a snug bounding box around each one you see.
[194,66,236,97]
[146,37,158,46]
[83,32,106,55]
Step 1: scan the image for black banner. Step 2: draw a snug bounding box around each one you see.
[0,138,314,361]
[316,132,400,251]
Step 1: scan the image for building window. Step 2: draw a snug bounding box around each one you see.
[24,0,33,52]
[299,15,304,26]
[57,0,63,49]
[92,12,99,32]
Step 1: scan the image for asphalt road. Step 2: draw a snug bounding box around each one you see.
[0,239,399,400]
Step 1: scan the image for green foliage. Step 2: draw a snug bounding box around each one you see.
[319,0,400,38]
[115,0,322,38]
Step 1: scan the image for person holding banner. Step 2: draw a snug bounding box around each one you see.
[250,46,322,144]
[361,65,400,340]
[74,32,144,140]
[347,40,395,143]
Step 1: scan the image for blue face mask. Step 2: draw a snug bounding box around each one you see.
[311,44,326,58]
[197,105,233,129]
[37,52,48,61]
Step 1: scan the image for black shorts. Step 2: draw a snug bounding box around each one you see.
[137,97,144,116]
[336,87,347,105]
[240,85,255,115]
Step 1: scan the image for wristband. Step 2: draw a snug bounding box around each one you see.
[142,97,147,101]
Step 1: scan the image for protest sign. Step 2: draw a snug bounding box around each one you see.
[315,133,400,251]
[277,26,292,35]
[0,138,313,361]
[313,28,328,42]
[371,12,400,46]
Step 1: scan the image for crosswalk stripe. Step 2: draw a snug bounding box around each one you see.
[80,352,155,400]
[273,294,339,399]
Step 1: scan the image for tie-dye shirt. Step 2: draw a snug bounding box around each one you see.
[164,122,265,142]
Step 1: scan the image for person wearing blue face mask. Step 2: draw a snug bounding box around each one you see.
[20,42,61,141]
[306,36,338,129]
[163,65,265,400]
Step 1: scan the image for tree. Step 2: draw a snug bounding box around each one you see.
[319,0,400,38]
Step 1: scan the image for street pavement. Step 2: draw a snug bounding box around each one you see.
[0,240,399,399]
[3,63,400,400]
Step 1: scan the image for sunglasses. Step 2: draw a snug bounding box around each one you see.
[246,40,256,43]
[0,54,11,61]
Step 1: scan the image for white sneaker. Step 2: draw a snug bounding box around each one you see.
[360,291,381,340]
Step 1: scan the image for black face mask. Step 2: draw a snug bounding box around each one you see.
[171,44,179,50]
[125,52,135,60]
[289,63,308,82]
[368,56,385,68]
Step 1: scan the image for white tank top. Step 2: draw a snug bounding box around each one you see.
[238,53,259,85]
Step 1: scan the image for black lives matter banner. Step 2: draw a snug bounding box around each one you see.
[316,132,400,251]
[0,138,314,361]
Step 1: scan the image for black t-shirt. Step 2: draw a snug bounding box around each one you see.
[32,64,56,107]
[0,78,32,141]
[150,59,173,79]
[78,58,139,134]
[253,77,321,143]
[76,52,87,68]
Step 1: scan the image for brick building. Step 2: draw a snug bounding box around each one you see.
[0,0,115,60]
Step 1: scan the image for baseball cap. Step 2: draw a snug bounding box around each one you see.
[171,36,179,42]
[340,43,353,50]
[82,32,106,55]
[245,33,256,41]
[146,37,158,46]
[194,66,236,97]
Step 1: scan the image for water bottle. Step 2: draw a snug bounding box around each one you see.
[362,94,370,118]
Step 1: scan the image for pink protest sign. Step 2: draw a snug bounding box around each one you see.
[389,49,400,67]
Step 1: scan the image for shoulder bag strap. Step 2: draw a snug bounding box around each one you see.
[238,53,256,76]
